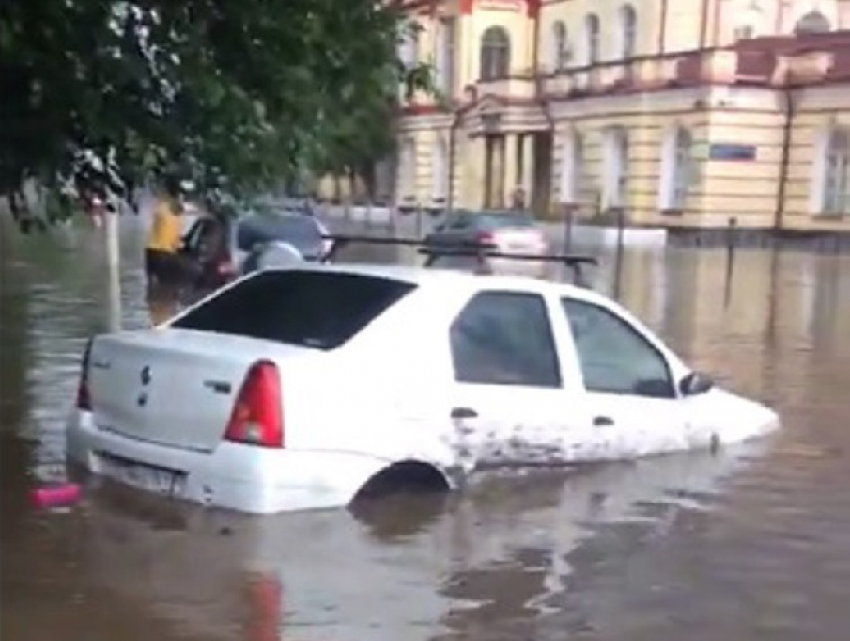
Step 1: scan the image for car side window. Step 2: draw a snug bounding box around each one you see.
[451,292,562,388]
[561,298,675,398]
[447,214,471,230]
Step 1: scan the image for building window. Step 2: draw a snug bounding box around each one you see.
[659,126,694,211]
[584,14,600,65]
[559,130,584,203]
[397,20,420,100]
[620,5,637,59]
[480,26,511,80]
[823,128,850,214]
[400,137,417,201]
[604,127,628,209]
[398,20,420,68]
[432,136,449,203]
[671,129,693,209]
[734,25,754,40]
[552,21,567,71]
[794,10,831,35]
[436,18,457,98]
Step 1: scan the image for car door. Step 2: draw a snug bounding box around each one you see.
[448,290,587,470]
[559,296,690,460]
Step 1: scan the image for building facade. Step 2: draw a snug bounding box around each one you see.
[393,0,850,233]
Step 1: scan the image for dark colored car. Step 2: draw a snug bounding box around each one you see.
[182,210,332,290]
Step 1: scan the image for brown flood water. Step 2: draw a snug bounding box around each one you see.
[3,218,850,640]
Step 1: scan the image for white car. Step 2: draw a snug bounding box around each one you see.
[423,210,550,278]
[66,263,780,514]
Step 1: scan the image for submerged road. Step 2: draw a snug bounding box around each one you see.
[3,215,850,640]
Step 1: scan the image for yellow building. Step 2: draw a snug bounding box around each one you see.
[394,0,850,235]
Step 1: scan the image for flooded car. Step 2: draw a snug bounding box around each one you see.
[66,261,779,514]
[182,210,332,289]
[423,210,549,277]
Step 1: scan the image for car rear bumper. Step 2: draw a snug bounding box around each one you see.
[66,410,391,514]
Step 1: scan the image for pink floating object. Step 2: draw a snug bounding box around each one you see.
[30,483,82,509]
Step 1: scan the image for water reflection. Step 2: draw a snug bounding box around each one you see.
[5,221,850,640]
[63,445,754,641]
[147,290,181,327]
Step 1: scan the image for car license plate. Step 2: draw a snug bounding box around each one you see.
[97,453,186,497]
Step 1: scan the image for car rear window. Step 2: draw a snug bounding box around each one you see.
[480,212,535,229]
[236,214,321,252]
[172,270,416,349]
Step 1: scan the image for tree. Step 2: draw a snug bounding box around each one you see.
[0,0,429,224]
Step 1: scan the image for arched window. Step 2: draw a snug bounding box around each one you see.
[620,5,637,59]
[552,21,567,71]
[480,26,511,80]
[823,128,850,213]
[585,14,601,65]
[795,10,831,35]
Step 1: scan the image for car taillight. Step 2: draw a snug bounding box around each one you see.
[76,338,94,411]
[224,360,283,448]
[475,231,495,246]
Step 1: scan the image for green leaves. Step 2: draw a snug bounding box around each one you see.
[0,0,428,217]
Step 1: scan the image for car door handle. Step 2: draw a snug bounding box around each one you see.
[451,407,478,420]
[593,416,614,427]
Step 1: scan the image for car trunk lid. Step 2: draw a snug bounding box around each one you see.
[87,328,315,452]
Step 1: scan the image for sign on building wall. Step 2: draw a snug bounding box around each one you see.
[707,143,757,161]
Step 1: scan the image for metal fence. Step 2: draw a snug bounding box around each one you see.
[315,202,447,239]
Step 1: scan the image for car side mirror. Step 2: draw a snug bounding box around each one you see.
[679,371,714,396]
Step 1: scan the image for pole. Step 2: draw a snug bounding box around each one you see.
[104,208,122,332]
[723,216,737,307]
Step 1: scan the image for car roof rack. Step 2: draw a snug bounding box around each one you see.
[321,234,598,287]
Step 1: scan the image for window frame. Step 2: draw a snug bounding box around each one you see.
[400,137,417,200]
[671,128,693,209]
[450,290,563,389]
[823,128,850,215]
[585,13,600,65]
[604,127,629,208]
[733,25,754,41]
[480,26,511,81]
[552,21,567,71]
[432,135,449,202]
[560,296,677,399]
[794,10,831,35]
[436,17,457,97]
[559,129,584,204]
[620,4,637,59]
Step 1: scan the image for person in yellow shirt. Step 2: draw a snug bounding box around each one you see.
[145,184,187,287]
